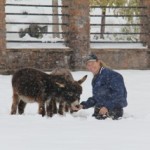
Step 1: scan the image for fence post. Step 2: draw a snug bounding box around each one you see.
[140,0,150,48]
[0,0,6,72]
[68,0,90,70]
[61,0,69,42]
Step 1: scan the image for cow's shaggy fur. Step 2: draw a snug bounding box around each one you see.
[50,68,86,116]
[10,68,87,117]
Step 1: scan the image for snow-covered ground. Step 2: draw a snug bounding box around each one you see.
[0,70,150,150]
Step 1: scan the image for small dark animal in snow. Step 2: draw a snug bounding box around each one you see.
[49,68,86,116]
[10,68,87,117]
[19,24,47,38]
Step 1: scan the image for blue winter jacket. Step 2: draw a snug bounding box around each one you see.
[81,67,127,110]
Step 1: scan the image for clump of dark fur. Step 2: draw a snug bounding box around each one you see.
[49,68,87,116]
[10,67,86,117]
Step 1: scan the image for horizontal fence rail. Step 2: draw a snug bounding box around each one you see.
[90,41,146,44]
[6,31,69,34]
[6,13,69,17]
[90,23,148,26]
[90,32,147,35]
[6,40,68,43]
[90,15,148,17]
[5,3,69,8]
[90,6,147,9]
[6,22,69,26]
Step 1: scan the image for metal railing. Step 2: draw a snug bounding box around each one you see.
[5,3,149,47]
[5,3,69,46]
[90,6,148,46]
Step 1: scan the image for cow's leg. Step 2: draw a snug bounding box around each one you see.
[46,102,51,117]
[38,98,45,117]
[46,98,54,117]
[52,98,57,114]
[65,103,69,112]
[18,100,26,114]
[46,97,58,117]
[11,92,19,115]
[58,99,65,115]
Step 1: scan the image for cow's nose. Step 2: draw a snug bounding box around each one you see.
[75,104,80,108]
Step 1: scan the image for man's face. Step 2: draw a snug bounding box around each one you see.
[86,60,100,75]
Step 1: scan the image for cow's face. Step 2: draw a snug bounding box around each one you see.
[56,75,87,107]
[63,82,82,103]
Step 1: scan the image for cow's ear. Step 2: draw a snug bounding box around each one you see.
[56,82,65,88]
[77,75,87,85]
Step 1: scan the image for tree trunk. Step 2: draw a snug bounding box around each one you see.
[100,8,106,39]
[52,0,60,38]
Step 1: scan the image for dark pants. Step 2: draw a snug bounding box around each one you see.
[92,107,123,120]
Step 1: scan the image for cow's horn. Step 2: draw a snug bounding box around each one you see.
[56,82,65,88]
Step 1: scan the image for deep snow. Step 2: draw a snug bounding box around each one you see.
[0,70,150,150]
